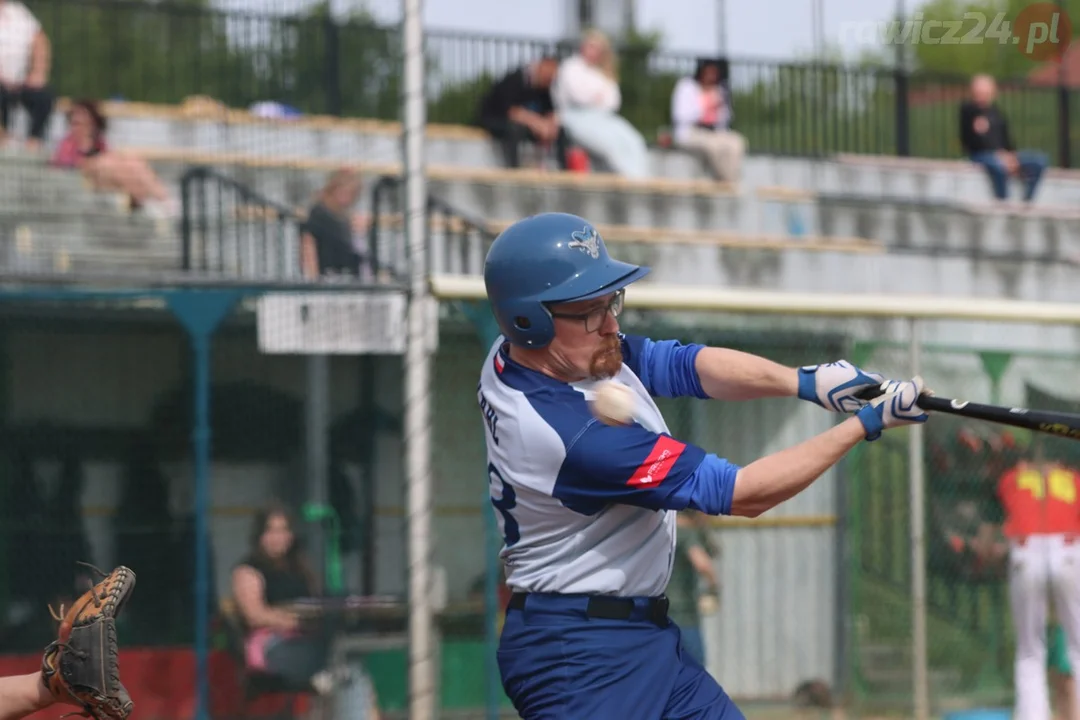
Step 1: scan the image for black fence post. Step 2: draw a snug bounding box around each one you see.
[894,68,911,157]
[1056,0,1071,168]
[1058,83,1071,169]
[325,13,342,116]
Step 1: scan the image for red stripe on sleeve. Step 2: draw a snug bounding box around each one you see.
[627,435,686,487]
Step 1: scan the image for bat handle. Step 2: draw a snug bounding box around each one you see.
[854,384,936,409]
[854,385,887,402]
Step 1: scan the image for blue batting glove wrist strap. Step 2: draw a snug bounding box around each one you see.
[797,367,820,405]
[856,404,883,441]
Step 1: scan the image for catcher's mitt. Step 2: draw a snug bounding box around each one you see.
[41,563,136,720]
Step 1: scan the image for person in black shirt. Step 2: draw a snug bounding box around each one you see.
[478,56,569,169]
[301,168,364,279]
[959,74,1048,202]
[231,502,350,695]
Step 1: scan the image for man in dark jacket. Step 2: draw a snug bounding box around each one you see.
[959,74,1048,202]
[477,56,569,169]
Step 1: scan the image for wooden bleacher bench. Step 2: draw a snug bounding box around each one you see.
[59,96,492,143]
[834,151,1080,184]
[60,97,1080,186]
[365,212,882,254]
[833,152,977,174]
[754,185,816,203]
[819,189,1080,221]
[127,145,740,198]
[228,204,882,253]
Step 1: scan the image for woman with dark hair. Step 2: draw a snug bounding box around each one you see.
[670,58,746,183]
[231,501,344,695]
[50,98,177,218]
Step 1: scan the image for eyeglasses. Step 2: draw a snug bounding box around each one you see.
[548,288,624,333]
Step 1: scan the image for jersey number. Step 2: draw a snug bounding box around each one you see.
[488,463,520,547]
[1018,469,1078,505]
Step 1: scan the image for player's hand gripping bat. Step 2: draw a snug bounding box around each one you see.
[854,385,1080,442]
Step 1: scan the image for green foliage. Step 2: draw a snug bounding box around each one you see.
[32,0,244,103]
[616,28,682,142]
[30,0,402,116]
[910,0,1079,78]
[25,0,1076,164]
[428,74,494,126]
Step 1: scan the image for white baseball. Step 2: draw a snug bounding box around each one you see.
[590,381,635,426]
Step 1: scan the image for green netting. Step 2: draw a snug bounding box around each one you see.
[2,289,1079,718]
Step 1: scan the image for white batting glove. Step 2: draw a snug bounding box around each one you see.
[797,360,886,413]
[855,376,930,441]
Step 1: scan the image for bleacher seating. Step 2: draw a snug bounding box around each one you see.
[0,150,178,275]
[1,98,1077,299]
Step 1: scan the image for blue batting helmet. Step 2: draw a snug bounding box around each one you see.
[483,212,650,347]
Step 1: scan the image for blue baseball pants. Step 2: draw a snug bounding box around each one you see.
[497,592,745,720]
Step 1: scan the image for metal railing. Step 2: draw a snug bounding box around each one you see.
[368,174,495,281]
[26,0,1080,166]
[179,166,304,277]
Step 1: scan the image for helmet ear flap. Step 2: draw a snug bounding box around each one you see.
[499,300,555,348]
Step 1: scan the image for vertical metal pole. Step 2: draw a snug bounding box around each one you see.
[1056,0,1071,168]
[306,355,330,588]
[192,333,212,720]
[403,0,434,714]
[484,486,500,720]
[909,318,929,720]
[166,289,242,720]
[715,0,726,54]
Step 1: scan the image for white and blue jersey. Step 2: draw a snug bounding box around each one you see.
[477,333,742,598]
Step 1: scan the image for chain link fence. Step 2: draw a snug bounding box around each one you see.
[1,282,1078,718]
[0,284,420,720]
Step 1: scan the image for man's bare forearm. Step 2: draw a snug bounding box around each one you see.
[694,347,799,402]
[729,416,866,517]
[0,672,54,720]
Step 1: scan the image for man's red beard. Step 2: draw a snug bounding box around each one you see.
[589,335,623,379]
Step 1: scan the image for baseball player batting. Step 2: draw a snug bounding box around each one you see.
[999,447,1080,720]
[477,212,928,719]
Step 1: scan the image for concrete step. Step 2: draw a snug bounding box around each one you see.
[143,151,748,235]
[138,148,1080,266]
[94,109,711,181]
[55,104,1080,206]
[817,193,1080,261]
[0,211,181,275]
[415,226,1079,304]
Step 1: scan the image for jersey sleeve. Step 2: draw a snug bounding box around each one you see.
[620,334,709,400]
[550,420,740,516]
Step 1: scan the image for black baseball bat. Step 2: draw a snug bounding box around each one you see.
[854,386,1080,442]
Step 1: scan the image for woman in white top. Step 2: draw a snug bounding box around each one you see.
[670,58,746,182]
[550,30,650,178]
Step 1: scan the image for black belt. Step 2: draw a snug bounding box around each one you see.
[508,592,670,627]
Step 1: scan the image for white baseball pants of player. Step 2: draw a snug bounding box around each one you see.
[1010,534,1080,720]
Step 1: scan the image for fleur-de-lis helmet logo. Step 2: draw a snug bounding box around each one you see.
[568,226,601,259]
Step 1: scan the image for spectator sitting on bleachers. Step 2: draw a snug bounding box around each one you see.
[670,58,745,183]
[477,56,568,170]
[301,167,365,279]
[550,29,650,178]
[960,74,1048,203]
[0,0,53,152]
[50,98,178,218]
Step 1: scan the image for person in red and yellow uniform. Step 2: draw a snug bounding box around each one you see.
[999,442,1080,720]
